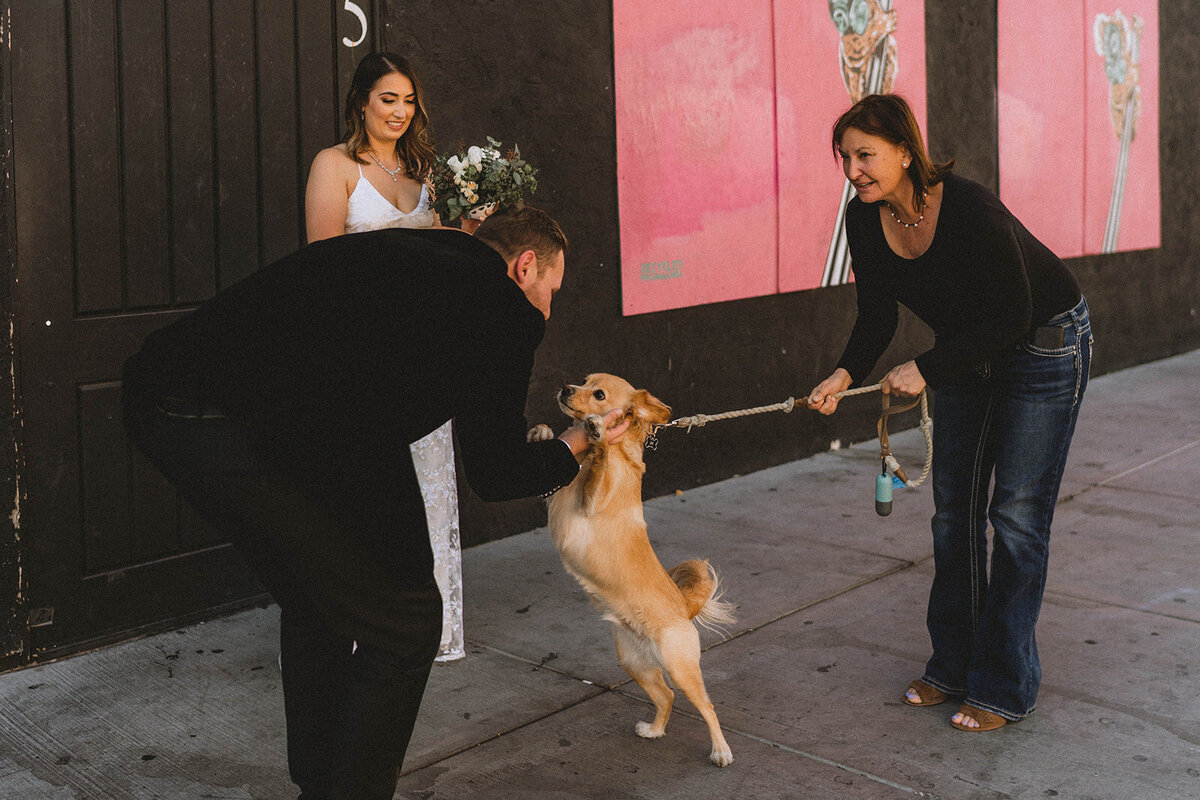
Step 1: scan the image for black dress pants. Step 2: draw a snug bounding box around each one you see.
[122,389,441,800]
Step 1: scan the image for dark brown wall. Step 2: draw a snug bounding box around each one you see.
[0,12,25,662]
[383,0,1200,546]
[0,2,1194,661]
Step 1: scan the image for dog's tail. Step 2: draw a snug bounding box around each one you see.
[667,559,737,634]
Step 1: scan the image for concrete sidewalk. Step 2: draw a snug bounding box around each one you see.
[2,351,1198,799]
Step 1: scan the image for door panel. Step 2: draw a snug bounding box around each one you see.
[12,0,375,658]
[69,2,125,313]
[167,3,220,305]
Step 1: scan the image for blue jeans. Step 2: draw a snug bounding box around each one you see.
[921,296,1091,720]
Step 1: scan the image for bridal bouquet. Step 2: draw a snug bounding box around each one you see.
[431,137,539,224]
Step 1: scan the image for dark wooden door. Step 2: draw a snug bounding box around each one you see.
[11,0,375,660]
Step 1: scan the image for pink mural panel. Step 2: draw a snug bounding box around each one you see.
[613,0,779,316]
[776,0,927,294]
[614,1,929,315]
[999,1,1160,258]
[1084,0,1159,253]
[998,2,1087,258]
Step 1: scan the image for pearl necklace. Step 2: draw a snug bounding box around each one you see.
[886,202,924,228]
[365,149,404,181]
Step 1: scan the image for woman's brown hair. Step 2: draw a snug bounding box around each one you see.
[343,52,435,183]
[832,93,953,212]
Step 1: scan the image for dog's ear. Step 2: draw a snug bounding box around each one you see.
[630,389,671,427]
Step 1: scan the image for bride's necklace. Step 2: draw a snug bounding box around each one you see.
[886,202,924,228]
[365,149,404,181]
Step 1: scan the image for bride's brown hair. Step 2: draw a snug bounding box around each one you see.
[343,52,435,183]
[832,93,953,213]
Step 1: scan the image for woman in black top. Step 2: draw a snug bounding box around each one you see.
[809,94,1092,731]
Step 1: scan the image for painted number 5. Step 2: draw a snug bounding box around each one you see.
[342,1,367,48]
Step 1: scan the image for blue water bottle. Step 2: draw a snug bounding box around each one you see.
[875,470,893,516]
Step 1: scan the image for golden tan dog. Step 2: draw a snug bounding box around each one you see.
[528,373,737,767]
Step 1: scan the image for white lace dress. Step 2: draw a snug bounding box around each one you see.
[345,166,466,661]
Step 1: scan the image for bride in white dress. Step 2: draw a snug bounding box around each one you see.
[304,52,465,661]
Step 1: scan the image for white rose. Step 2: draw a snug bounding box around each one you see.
[446,155,463,174]
[467,146,483,168]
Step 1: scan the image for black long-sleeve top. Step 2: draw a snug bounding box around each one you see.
[836,173,1081,388]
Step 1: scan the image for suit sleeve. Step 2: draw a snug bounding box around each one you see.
[452,305,580,502]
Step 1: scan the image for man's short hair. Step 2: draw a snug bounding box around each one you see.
[474,206,568,271]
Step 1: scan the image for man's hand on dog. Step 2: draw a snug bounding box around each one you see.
[557,408,631,457]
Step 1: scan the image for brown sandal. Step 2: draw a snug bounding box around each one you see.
[904,679,949,707]
[950,703,1008,732]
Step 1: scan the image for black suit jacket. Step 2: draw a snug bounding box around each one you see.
[123,228,578,548]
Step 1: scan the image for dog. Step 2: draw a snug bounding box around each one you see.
[528,373,737,767]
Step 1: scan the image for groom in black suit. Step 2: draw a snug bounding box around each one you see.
[121,207,623,800]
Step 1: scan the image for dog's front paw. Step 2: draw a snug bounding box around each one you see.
[527,424,554,443]
[709,746,734,768]
[635,721,666,739]
[583,414,605,442]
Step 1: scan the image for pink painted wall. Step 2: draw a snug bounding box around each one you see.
[775,0,927,293]
[1084,0,1159,253]
[998,3,1087,258]
[613,0,778,316]
[999,0,1160,257]
[614,0,927,315]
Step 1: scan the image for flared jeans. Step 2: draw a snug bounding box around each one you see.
[921,297,1092,720]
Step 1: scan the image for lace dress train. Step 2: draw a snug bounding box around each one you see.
[410,421,465,661]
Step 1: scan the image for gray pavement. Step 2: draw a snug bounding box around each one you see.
[2,350,1198,800]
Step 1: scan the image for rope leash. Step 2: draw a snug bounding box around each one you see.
[648,383,933,511]
[654,382,885,432]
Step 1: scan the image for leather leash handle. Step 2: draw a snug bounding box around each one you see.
[876,391,921,484]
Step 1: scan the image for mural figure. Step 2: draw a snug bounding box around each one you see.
[1094,9,1143,254]
[824,0,898,287]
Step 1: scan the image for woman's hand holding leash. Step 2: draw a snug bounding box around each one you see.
[806,362,934,505]
[881,360,926,397]
[808,362,926,415]
[808,368,853,415]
